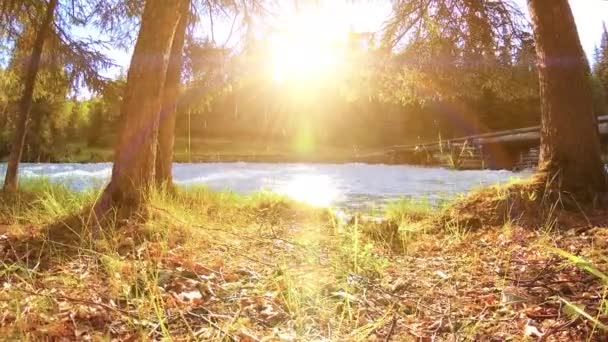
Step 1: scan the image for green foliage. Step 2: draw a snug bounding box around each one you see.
[0,54,75,161]
[86,79,125,148]
[86,99,106,146]
[0,67,18,155]
[66,99,88,141]
[594,24,608,114]
[591,74,608,115]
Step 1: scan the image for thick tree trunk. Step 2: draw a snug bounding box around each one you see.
[3,0,57,192]
[100,0,181,212]
[156,0,189,188]
[527,0,607,200]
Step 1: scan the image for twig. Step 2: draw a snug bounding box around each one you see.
[225,245,275,268]
[539,318,579,341]
[186,311,235,341]
[446,298,455,337]
[505,260,558,285]
[508,278,594,286]
[14,287,136,318]
[367,281,444,315]
[384,315,397,342]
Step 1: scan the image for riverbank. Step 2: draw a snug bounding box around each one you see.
[2,138,461,167]
[9,139,385,165]
[1,181,607,340]
[3,136,535,170]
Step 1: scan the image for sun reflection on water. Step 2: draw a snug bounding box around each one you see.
[276,174,340,207]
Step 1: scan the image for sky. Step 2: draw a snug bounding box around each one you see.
[103,0,608,78]
[524,0,608,62]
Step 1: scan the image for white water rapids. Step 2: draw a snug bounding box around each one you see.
[0,163,527,211]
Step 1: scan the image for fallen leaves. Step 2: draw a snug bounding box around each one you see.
[2,206,608,341]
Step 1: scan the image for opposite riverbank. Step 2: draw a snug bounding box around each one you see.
[0,180,607,340]
[0,138,472,168]
[3,139,380,164]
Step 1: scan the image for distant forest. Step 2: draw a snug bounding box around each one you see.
[1,24,608,162]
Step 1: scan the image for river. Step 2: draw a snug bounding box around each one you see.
[0,163,527,211]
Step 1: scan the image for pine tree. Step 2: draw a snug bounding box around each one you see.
[156,0,190,187]
[67,99,83,141]
[527,0,607,199]
[3,0,58,191]
[595,23,608,97]
[98,0,182,215]
[385,0,607,200]
[1,0,114,191]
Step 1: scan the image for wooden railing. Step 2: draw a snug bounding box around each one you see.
[389,115,608,153]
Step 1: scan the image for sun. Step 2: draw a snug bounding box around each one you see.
[268,7,348,84]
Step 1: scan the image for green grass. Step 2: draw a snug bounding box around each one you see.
[384,197,440,223]
[0,178,102,225]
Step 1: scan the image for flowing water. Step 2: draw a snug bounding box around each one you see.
[0,163,527,211]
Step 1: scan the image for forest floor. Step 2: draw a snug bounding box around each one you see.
[1,180,608,341]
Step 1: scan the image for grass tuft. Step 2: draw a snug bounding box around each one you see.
[1,178,607,340]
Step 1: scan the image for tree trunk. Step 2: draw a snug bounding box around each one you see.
[527,0,607,200]
[3,0,57,192]
[156,0,190,188]
[99,0,181,213]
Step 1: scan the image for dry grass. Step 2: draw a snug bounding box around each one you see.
[0,179,607,340]
[438,178,608,233]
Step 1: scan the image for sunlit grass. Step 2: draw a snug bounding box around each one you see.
[384,196,439,223]
[0,179,402,340]
[0,178,101,226]
[1,179,606,340]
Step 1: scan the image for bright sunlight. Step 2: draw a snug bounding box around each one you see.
[268,7,349,83]
[277,174,340,207]
[5,0,608,339]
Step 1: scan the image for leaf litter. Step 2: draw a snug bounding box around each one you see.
[1,198,608,340]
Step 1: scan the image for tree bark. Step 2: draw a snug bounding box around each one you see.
[3,0,58,192]
[527,0,607,200]
[156,0,190,188]
[100,0,181,212]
